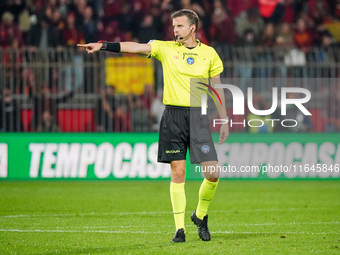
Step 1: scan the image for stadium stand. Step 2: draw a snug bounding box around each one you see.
[0,0,339,133]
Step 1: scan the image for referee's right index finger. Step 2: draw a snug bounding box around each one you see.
[77,44,87,47]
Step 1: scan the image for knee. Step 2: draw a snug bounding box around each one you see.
[170,160,186,182]
[172,166,185,179]
[171,165,186,182]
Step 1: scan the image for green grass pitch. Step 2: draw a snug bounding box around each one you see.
[0,180,339,254]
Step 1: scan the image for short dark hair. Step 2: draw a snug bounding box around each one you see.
[171,9,199,32]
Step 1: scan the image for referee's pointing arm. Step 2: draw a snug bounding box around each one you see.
[77,42,151,56]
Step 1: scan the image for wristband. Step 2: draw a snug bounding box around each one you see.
[98,41,120,52]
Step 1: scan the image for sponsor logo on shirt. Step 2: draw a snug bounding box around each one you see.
[183,52,198,60]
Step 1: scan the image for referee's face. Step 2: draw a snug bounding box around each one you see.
[173,16,191,41]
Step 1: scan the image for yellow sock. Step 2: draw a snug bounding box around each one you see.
[170,182,186,230]
[196,179,219,220]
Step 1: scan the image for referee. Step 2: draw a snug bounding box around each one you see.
[78,9,229,243]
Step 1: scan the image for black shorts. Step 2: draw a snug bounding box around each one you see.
[157,105,218,164]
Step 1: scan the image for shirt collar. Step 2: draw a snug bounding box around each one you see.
[175,39,201,47]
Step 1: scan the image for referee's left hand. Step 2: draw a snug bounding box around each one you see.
[77,43,101,53]
[219,124,229,144]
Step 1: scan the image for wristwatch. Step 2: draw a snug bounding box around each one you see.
[98,41,107,50]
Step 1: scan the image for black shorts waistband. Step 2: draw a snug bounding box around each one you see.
[165,105,201,111]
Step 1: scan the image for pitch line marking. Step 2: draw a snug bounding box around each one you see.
[0,207,332,218]
[177,222,340,228]
[69,221,340,229]
[223,221,340,227]
[0,229,338,235]
[0,211,171,218]
[82,221,339,229]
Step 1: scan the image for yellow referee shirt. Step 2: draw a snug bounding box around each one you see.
[148,39,223,107]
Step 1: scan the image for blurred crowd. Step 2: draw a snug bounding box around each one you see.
[0,82,166,132]
[0,0,340,49]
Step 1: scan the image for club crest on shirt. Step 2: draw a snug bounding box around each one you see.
[201,145,210,154]
[187,57,195,65]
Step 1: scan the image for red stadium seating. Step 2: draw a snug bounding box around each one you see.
[21,109,33,132]
[57,109,95,132]
[21,109,95,132]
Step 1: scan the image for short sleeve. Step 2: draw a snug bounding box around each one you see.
[147,40,163,61]
[209,49,224,77]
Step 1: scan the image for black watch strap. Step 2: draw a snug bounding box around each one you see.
[100,41,107,50]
